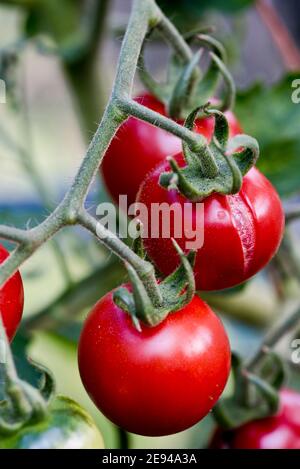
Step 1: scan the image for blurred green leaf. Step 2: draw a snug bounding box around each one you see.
[25,0,81,46]
[157,0,254,30]
[11,333,41,388]
[235,74,300,197]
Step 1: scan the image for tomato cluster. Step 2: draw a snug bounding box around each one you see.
[79,92,287,437]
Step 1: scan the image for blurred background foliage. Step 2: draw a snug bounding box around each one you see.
[0,0,300,449]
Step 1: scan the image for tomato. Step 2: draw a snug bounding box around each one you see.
[136,153,285,291]
[210,388,300,449]
[101,93,242,207]
[0,243,24,341]
[78,286,231,437]
[0,396,105,449]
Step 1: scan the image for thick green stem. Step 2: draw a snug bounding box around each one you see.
[0,226,29,244]
[62,103,124,212]
[78,209,163,307]
[112,0,155,97]
[117,97,217,175]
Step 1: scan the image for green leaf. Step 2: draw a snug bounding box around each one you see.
[157,0,254,15]
[25,0,81,47]
[235,74,300,197]
[11,334,43,388]
[157,0,254,30]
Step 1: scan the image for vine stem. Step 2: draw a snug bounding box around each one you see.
[0,0,202,298]
[246,302,300,371]
[77,209,162,306]
[117,97,216,171]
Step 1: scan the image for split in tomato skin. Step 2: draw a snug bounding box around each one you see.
[0,244,24,341]
[101,93,242,207]
[210,389,300,449]
[136,153,285,291]
[78,286,231,437]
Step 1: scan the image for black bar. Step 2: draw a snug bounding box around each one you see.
[0,449,299,466]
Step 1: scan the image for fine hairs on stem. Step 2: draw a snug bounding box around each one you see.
[0,0,207,295]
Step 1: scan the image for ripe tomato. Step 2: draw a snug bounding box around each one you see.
[210,388,300,449]
[78,286,231,436]
[136,153,285,291]
[0,244,24,341]
[101,93,242,207]
[0,396,105,449]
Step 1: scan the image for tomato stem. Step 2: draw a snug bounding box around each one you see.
[77,209,163,308]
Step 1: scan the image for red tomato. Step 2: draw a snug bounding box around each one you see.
[210,389,300,449]
[136,153,285,291]
[101,93,242,207]
[78,287,231,436]
[0,244,24,341]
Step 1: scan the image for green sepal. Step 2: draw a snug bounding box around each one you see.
[159,107,259,201]
[213,352,282,431]
[0,359,53,436]
[113,241,196,330]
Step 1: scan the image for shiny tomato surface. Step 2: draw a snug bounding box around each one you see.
[0,244,24,341]
[101,93,242,206]
[210,389,300,449]
[136,153,285,291]
[78,287,231,436]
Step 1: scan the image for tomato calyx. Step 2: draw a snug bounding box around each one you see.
[159,105,259,201]
[0,316,55,436]
[138,29,235,120]
[213,352,285,431]
[113,239,196,330]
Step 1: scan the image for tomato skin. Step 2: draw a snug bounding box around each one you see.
[0,396,104,449]
[136,154,285,291]
[210,389,300,449]
[0,244,24,341]
[101,93,242,207]
[78,287,231,437]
